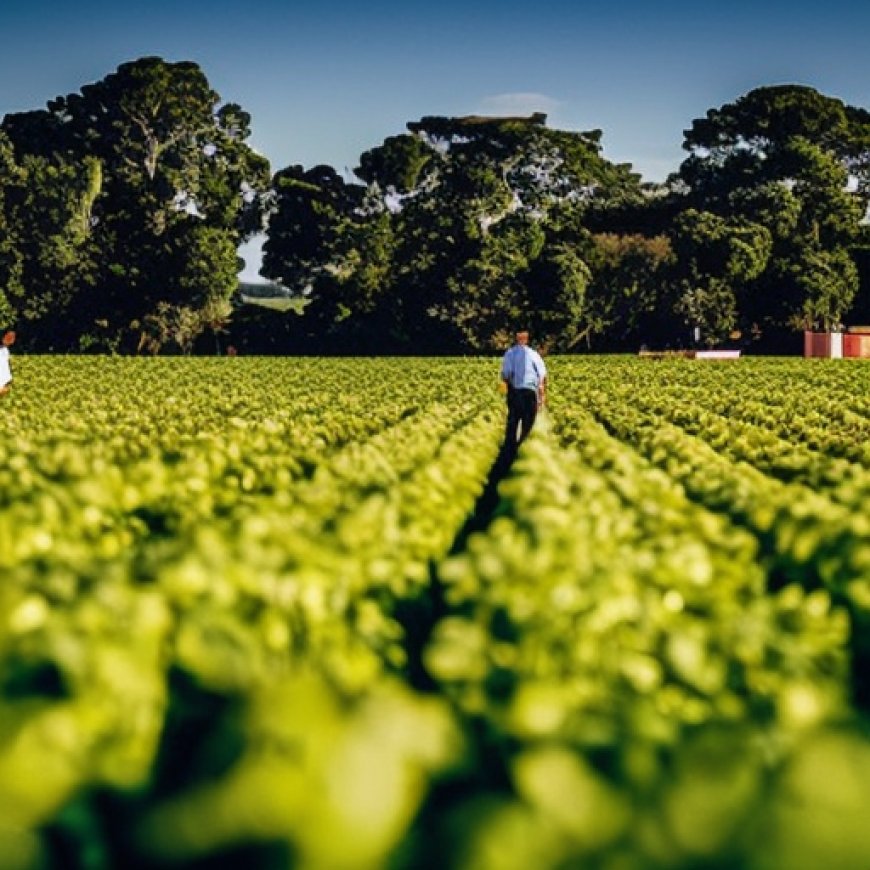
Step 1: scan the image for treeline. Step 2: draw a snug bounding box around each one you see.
[1,57,869,354]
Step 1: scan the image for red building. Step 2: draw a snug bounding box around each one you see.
[804,328,870,358]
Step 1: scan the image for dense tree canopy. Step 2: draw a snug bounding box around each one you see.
[676,85,870,340]
[2,64,869,354]
[583,232,674,350]
[1,57,270,351]
[256,88,869,354]
[261,113,646,352]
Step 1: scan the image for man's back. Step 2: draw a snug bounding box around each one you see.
[502,343,546,391]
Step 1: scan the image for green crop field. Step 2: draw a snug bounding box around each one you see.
[3,355,870,870]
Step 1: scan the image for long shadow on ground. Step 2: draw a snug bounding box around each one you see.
[396,442,515,693]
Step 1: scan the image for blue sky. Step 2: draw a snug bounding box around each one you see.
[2,0,869,280]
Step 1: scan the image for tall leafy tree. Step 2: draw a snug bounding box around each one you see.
[379,115,644,351]
[2,57,270,351]
[264,113,645,352]
[0,129,100,344]
[678,85,870,338]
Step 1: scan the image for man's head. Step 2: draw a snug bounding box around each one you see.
[2,331,15,347]
[515,330,530,346]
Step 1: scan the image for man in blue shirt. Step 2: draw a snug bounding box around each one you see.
[500,329,547,463]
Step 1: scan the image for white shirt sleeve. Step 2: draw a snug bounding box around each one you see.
[531,349,547,380]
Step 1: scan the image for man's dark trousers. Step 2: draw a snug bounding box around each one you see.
[503,386,538,463]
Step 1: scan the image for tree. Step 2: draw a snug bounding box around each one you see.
[261,164,393,351]
[669,210,771,346]
[773,247,859,333]
[585,233,673,350]
[678,85,870,340]
[2,57,270,351]
[682,85,870,192]
[139,225,239,354]
[0,125,102,345]
[263,113,646,352]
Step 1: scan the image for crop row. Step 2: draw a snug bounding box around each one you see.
[427,412,868,870]
[548,376,870,688]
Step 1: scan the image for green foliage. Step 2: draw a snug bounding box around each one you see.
[5,69,870,352]
[677,86,869,340]
[0,135,99,337]
[3,356,870,868]
[0,131,25,328]
[356,133,433,191]
[585,232,674,349]
[782,246,860,331]
[137,225,240,354]
[1,57,270,352]
[264,114,645,352]
[258,88,868,353]
[668,209,772,344]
